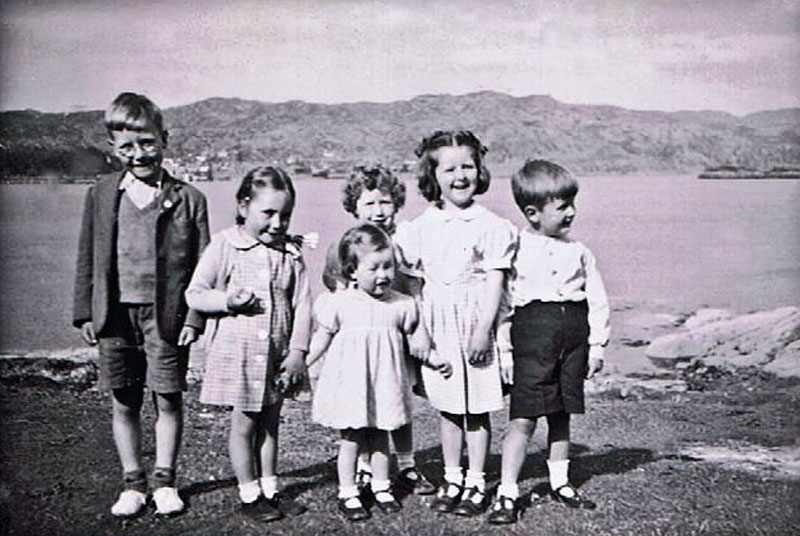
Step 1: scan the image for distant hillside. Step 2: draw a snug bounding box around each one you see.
[2,91,799,177]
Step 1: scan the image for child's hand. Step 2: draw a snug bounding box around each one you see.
[500,361,514,386]
[467,324,492,366]
[226,288,258,314]
[409,326,432,363]
[586,356,604,379]
[177,326,199,346]
[279,350,307,394]
[427,353,453,379]
[80,321,97,346]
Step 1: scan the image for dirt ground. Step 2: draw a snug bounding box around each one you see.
[1,367,799,536]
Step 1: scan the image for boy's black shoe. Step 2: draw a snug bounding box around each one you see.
[240,495,284,523]
[452,486,488,517]
[373,489,402,514]
[430,482,463,513]
[550,484,596,510]
[487,495,518,524]
[268,492,307,516]
[338,496,371,521]
[395,467,437,495]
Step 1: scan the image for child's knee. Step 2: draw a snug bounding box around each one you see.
[508,417,536,437]
[112,386,144,415]
[153,391,183,415]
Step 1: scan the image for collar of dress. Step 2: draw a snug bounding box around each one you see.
[520,228,574,246]
[222,226,302,257]
[425,203,488,222]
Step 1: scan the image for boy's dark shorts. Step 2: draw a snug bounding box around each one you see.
[98,304,189,393]
[509,300,589,420]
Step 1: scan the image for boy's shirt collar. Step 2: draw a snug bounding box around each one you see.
[118,170,164,210]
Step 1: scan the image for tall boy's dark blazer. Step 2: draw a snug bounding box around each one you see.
[72,170,210,343]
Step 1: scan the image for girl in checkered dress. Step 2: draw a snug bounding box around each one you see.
[186,167,311,523]
[393,131,516,517]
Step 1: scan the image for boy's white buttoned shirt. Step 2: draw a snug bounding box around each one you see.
[504,229,610,359]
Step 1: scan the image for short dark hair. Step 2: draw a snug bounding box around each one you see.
[235,166,296,224]
[338,223,393,280]
[342,165,406,217]
[511,159,578,211]
[414,130,490,206]
[105,92,165,137]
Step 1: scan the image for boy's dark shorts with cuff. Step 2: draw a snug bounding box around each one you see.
[509,300,589,420]
[98,304,189,393]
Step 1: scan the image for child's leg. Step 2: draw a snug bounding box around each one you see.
[392,423,436,494]
[439,411,465,476]
[152,392,183,477]
[229,409,259,496]
[497,417,537,499]
[452,413,491,516]
[337,429,362,499]
[111,386,145,476]
[368,429,402,513]
[254,400,282,482]
[545,412,570,489]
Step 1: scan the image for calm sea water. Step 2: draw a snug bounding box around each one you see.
[1,175,798,353]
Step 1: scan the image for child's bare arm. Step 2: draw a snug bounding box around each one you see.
[467,269,505,365]
[305,329,334,368]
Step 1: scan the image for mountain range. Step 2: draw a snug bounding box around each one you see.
[1,91,799,177]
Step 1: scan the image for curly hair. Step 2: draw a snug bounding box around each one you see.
[341,164,406,217]
[511,159,578,211]
[414,130,491,206]
[338,223,393,280]
[235,166,296,224]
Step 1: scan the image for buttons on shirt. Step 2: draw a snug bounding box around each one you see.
[255,354,266,364]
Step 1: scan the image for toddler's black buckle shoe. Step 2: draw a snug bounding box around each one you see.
[487,495,518,524]
[550,484,596,510]
[240,495,284,523]
[430,482,463,513]
[452,486,488,517]
[395,467,437,495]
[338,496,371,521]
[268,492,307,516]
[373,489,402,513]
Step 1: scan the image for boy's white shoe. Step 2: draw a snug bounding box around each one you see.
[153,486,185,515]
[110,489,147,517]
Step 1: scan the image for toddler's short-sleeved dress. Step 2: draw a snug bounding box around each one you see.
[394,204,517,415]
[312,288,418,431]
[186,226,310,412]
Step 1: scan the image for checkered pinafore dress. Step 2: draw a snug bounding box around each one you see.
[200,238,298,411]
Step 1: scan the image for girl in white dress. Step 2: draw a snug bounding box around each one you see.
[308,223,437,521]
[394,130,516,517]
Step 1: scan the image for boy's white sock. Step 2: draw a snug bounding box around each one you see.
[496,483,519,500]
[238,480,261,504]
[464,469,486,493]
[396,452,415,471]
[259,475,278,499]
[547,459,570,490]
[338,484,359,499]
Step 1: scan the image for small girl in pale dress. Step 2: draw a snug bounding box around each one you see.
[307,223,439,521]
[185,167,311,523]
[394,130,516,517]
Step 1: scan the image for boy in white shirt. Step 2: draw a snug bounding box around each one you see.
[488,159,609,524]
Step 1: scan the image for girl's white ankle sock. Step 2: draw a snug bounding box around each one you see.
[371,478,391,493]
[497,483,519,500]
[356,456,372,475]
[396,452,415,471]
[259,475,278,499]
[338,484,359,499]
[547,459,570,490]
[443,466,463,486]
[238,480,261,504]
[464,469,486,492]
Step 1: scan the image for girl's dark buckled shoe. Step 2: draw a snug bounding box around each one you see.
[487,495,518,524]
[550,484,596,509]
[430,482,463,513]
[338,496,371,521]
[452,486,488,517]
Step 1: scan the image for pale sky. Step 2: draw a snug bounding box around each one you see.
[1,0,798,115]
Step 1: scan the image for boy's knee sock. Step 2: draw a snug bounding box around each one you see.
[152,466,176,489]
[238,480,261,504]
[259,475,278,499]
[396,452,415,471]
[123,469,147,494]
[464,469,486,493]
[547,459,570,490]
